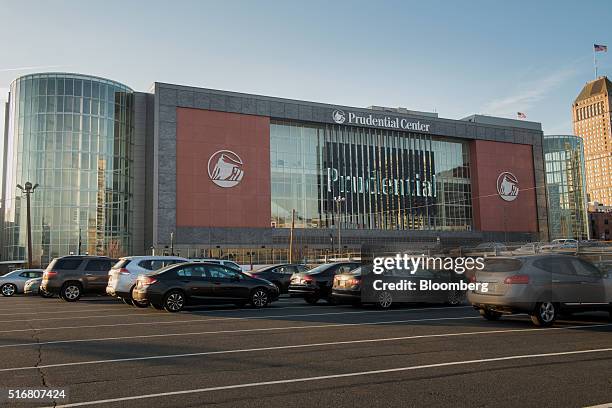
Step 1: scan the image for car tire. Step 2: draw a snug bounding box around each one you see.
[304,295,319,305]
[163,290,185,312]
[39,290,53,298]
[530,302,557,327]
[250,288,269,308]
[377,291,393,309]
[121,297,134,306]
[60,283,82,302]
[480,309,502,321]
[1,283,17,297]
[446,290,466,306]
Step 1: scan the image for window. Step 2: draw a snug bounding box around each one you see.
[176,265,207,278]
[85,259,113,271]
[205,265,235,279]
[52,258,83,270]
[571,259,602,278]
[533,257,574,275]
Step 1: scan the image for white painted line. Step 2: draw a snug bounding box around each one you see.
[584,403,612,408]
[0,306,472,334]
[42,347,612,407]
[0,316,484,349]
[3,323,609,373]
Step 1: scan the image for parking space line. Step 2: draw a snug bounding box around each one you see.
[41,347,612,407]
[0,306,472,334]
[0,316,486,348]
[2,322,609,372]
[584,403,612,408]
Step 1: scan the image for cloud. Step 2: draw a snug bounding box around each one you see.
[481,66,578,117]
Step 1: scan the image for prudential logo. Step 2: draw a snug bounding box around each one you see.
[207,150,244,188]
[497,172,519,202]
[332,109,346,124]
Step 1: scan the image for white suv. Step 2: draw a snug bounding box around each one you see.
[189,259,245,271]
[106,256,188,305]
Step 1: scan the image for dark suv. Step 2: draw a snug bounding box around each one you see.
[41,256,116,302]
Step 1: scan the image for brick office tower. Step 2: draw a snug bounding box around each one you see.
[572,76,612,205]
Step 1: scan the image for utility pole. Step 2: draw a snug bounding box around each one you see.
[334,196,346,257]
[289,209,295,264]
[17,182,39,268]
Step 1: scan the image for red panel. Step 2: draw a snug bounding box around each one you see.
[469,140,538,232]
[176,108,271,228]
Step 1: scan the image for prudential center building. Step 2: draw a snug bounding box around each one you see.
[1,73,549,265]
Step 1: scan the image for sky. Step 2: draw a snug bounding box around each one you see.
[1,0,611,136]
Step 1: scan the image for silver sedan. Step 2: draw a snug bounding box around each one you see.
[0,269,44,296]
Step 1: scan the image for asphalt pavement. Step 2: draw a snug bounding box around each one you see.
[0,295,610,408]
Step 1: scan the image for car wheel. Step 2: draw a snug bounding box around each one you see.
[480,309,502,321]
[446,290,466,306]
[60,283,82,302]
[39,290,53,298]
[1,283,17,297]
[250,288,269,308]
[530,302,557,327]
[163,290,185,312]
[377,291,393,309]
[121,297,134,306]
[304,295,319,305]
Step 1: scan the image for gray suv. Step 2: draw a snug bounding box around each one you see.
[41,256,116,302]
[468,255,612,326]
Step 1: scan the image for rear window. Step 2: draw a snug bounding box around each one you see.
[483,259,523,272]
[112,259,132,269]
[305,264,333,275]
[49,258,83,270]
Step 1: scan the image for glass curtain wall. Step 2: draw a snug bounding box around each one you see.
[544,135,589,240]
[2,73,133,265]
[270,121,472,231]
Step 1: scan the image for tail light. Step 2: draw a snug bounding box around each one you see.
[504,274,530,284]
[139,276,157,286]
[44,270,58,279]
[301,276,314,284]
[118,268,130,275]
[348,278,361,286]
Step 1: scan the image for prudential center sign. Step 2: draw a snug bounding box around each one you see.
[332,109,431,133]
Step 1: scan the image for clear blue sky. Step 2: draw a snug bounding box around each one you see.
[1,0,611,135]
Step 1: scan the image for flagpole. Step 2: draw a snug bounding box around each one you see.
[594,47,598,78]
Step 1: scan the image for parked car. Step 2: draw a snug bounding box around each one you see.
[332,265,468,308]
[40,256,117,301]
[106,256,188,306]
[465,242,508,256]
[540,239,579,251]
[0,269,44,296]
[24,277,54,297]
[248,264,309,293]
[468,255,612,327]
[288,262,360,304]
[132,262,279,312]
[512,242,544,255]
[189,259,243,271]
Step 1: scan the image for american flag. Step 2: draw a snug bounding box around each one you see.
[594,44,608,52]
[517,112,527,119]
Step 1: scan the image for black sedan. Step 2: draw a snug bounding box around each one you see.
[288,262,360,304]
[332,265,468,308]
[132,262,279,312]
[248,264,309,293]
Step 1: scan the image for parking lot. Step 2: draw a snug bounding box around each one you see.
[0,295,610,408]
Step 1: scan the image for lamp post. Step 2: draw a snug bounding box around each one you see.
[334,196,346,257]
[16,182,39,268]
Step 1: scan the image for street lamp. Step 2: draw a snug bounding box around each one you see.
[16,182,39,268]
[333,196,346,257]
